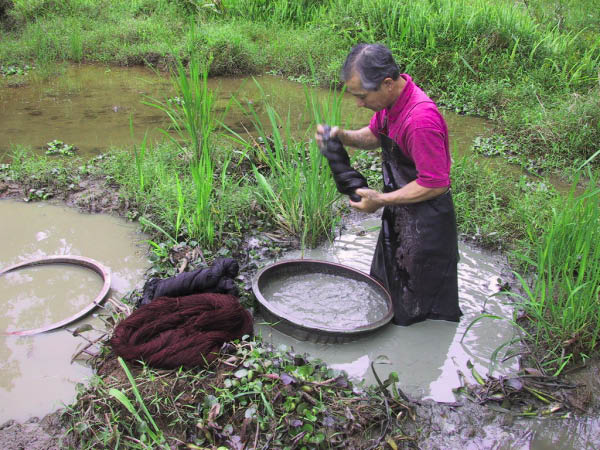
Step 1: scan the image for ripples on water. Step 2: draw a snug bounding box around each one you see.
[262,272,388,329]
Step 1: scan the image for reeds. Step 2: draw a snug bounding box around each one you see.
[228,79,343,248]
[512,172,600,374]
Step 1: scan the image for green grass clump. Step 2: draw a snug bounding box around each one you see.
[64,337,415,449]
[511,173,600,375]
[451,153,556,250]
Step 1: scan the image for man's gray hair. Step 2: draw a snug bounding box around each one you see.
[341,43,400,91]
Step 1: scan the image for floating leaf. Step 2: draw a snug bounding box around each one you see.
[244,407,257,419]
[322,416,336,427]
[295,365,314,379]
[290,419,302,427]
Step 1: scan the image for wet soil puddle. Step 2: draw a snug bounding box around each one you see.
[256,217,517,402]
[0,200,150,423]
[0,65,489,160]
[257,221,600,449]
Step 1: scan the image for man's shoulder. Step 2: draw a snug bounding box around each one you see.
[405,102,446,131]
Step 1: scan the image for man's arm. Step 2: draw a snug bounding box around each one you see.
[316,125,380,150]
[351,182,448,213]
[337,126,380,150]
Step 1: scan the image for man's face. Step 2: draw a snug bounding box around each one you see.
[346,72,393,112]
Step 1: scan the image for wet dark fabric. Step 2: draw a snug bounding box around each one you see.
[320,125,368,202]
[110,293,253,369]
[370,111,462,326]
[138,258,239,307]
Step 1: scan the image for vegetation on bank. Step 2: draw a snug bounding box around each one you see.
[63,337,416,449]
[1,0,599,175]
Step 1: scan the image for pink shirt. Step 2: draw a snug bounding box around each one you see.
[368,74,451,188]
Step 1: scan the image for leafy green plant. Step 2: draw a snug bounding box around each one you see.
[45,139,76,156]
[510,171,600,375]
[229,79,341,247]
[109,357,167,447]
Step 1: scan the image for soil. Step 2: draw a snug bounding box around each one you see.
[0,175,132,215]
[2,177,600,449]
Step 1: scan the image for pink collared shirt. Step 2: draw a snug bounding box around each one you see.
[368,74,451,188]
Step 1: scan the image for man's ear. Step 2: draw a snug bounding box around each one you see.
[382,77,394,90]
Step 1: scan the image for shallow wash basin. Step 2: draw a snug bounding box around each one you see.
[252,259,393,343]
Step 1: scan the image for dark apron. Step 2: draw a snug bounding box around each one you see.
[370,106,462,326]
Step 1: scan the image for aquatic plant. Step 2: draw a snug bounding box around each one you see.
[64,336,415,448]
[228,79,342,248]
[510,171,600,375]
[45,139,76,157]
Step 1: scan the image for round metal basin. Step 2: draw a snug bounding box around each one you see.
[253,259,393,343]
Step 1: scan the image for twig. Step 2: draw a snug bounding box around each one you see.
[252,419,259,450]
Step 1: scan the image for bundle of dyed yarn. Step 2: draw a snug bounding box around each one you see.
[111,293,253,369]
[111,258,252,369]
[139,257,239,307]
[320,125,368,202]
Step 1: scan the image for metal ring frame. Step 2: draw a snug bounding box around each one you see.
[0,255,111,336]
[253,259,393,344]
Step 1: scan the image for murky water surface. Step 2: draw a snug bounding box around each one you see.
[0,65,489,160]
[0,265,103,332]
[257,219,600,449]
[261,272,388,329]
[0,200,150,423]
[257,218,517,401]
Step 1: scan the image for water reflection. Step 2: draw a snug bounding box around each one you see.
[0,200,150,423]
[0,65,490,160]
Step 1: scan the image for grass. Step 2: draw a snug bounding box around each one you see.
[228,79,342,248]
[1,0,598,175]
[509,171,600,375]
[64,335,416,449]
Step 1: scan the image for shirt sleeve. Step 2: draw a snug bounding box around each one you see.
[405,127,451,188]
[368,111,383,136]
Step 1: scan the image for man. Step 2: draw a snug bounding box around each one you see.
[316,43,462,326]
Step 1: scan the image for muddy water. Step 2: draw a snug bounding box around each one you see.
[256,217,518,402]
[262,272,389,329]
[0,65,489,160]
[257,220,600,449]
[0,200,150,423]
[1,265,103,332]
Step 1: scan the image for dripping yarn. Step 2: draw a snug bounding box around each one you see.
[320,125,368,202]
[110,293,253,369]
[139,257,239,307]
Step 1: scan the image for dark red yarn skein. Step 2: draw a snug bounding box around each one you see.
[110,293,253,369]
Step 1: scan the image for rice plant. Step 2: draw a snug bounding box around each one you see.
[144,57,222,246]
[511,171,600,374]
[228,79,341,247]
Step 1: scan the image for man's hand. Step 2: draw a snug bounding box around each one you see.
[349,188,384,213]
[315,124,341,152]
